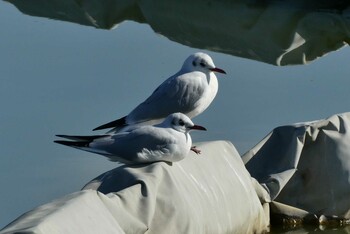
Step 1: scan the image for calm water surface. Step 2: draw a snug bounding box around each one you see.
[1,0,350,232]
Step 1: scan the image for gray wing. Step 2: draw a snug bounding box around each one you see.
[94,127,173,162]
[127,72,206,124]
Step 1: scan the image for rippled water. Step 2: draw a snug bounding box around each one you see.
[1,0,350,231]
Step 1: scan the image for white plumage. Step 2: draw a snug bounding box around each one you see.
[55,113,206,164]
[93,52,226,132]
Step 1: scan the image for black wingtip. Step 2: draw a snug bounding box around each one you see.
[55,134,107,141]
[56,135,67,138]
[54,140,73,146]
[54,140,89,147]
[93,116,127,131]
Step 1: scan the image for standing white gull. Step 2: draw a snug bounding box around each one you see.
[93,52,226,132]
[55,113,206,164]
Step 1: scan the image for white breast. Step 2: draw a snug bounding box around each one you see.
[186,73,218,118]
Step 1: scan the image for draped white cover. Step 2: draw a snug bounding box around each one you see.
[1,141,269,234]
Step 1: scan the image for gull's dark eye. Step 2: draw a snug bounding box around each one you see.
[178,119,185,126]
[192,61,197,66]
[199,61,206,67]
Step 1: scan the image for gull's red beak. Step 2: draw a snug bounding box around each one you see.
[190,125,207,131]
[210,67,226,74]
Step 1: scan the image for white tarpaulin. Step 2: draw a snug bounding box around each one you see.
[3,113,350,233]
[6,0,350,66]
[1,141,269,234]
[243,112,350,222]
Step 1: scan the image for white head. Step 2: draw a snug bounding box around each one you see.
[163,113,206,133]
[181,52,226,74]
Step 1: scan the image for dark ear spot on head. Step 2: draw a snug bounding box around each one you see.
[192,61,197,66]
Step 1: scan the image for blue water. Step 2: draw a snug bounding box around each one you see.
[1,0,350,231]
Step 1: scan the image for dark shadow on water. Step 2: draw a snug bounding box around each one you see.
[270,224,350,234]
